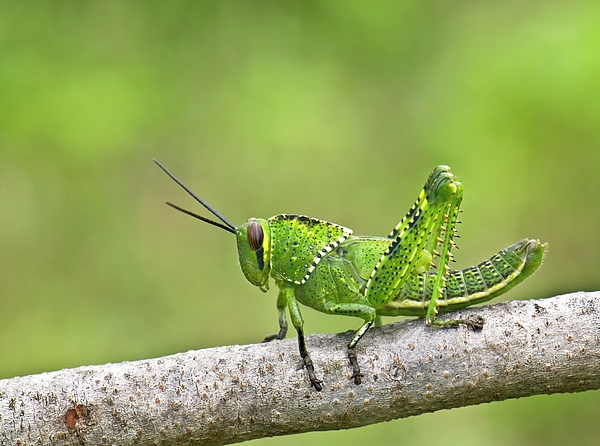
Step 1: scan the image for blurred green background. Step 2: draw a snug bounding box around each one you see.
[1,1,599,444]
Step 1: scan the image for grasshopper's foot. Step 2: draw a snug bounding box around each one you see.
[303,355,323,391]
[262,334,279,342]
[262,326,288,343]
[429,315,485,330]
[348,348,363,385]
[465,315,484,331]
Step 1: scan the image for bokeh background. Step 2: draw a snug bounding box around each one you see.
[1,1,599,445]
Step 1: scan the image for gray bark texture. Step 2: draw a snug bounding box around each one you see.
[1,291,599,445]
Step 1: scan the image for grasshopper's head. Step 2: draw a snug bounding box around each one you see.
[236,218,271,292]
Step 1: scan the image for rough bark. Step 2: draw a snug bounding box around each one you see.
[1,291,599,445]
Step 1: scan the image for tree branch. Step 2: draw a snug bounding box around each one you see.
[1,292,599,445]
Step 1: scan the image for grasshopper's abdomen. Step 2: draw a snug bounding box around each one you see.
[379,238,546,317]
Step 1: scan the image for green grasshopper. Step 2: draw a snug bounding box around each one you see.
[155,161,546,391]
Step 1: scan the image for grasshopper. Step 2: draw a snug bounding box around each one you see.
[156,161,546,391]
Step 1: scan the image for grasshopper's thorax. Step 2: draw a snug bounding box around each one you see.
[267,214,353,286]
[236,218,271,292]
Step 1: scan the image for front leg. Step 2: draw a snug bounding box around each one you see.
[295,325,322,391]
[281,285,323,391]
[262,291,288,342]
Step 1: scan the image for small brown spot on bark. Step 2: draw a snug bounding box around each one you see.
[64,404,89,431]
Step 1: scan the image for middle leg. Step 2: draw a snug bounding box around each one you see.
[323,302,377,385]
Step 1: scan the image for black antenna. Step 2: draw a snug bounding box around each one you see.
[165,201,236,234]
[154,159,238,234]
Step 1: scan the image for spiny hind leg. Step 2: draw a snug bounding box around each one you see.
[366,166,463,315]
[425,278,486,329]
[426,262,485,330]
[425,190,463,325]
[323,302,377,385]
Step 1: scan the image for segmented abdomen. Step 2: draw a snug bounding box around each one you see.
[444,250,522,300]
[381,239,543,316]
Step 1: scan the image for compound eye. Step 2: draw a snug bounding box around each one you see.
[247,220,264,251]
